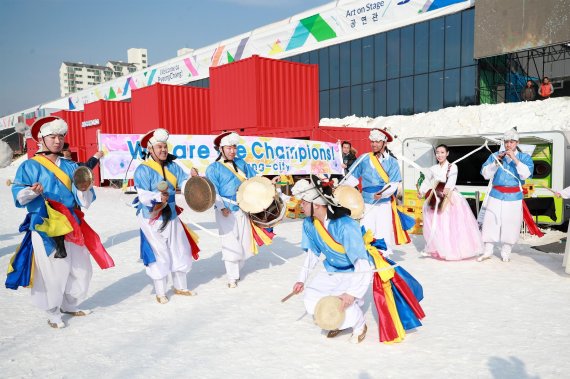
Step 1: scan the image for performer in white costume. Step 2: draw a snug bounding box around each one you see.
[291,178,372,343]
[478,128,535,262]
[418,144,482,260]
[555,188,570,274]
[134,128,200,304]
[7,116,114,328]
[205,132,258,288]
[345,128,412,256]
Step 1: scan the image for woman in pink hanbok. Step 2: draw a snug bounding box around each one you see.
[418,144,482,260]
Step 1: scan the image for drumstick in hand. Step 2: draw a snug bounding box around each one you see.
[281,291,297,303]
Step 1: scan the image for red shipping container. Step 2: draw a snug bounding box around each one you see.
[83,100,132,186]
[210,55,319,134]
[131,83,210,135]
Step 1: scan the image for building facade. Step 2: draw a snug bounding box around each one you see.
[59,49,145,97]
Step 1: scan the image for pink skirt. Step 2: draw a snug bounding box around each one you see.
[422,191,482,260]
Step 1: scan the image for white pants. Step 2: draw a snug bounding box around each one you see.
[138,214,193,281]
[361,202,394,256]
[215,208,253,281]
[304,272,367,331]
[563,227,570,274]
[482,197,522,245]
[30,232,93,314]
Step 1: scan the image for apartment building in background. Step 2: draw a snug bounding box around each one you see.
[59,48,148,97]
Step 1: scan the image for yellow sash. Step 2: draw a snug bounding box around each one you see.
[313,219,346,254]
[368,153,410,245]
[31,156,72,192]
[221,161,247,182]
[142,160,177,189]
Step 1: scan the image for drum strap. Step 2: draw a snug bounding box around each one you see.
[142,160,177,188]
[31,156,72,191]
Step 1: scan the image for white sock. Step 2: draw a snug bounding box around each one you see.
[172,271,188,290]
[153,277,168,296]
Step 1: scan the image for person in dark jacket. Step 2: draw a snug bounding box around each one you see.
[341,141,357,175]
[521,80,536,102]
[62,143,103,170]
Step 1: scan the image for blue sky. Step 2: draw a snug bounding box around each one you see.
[0,0,331,117]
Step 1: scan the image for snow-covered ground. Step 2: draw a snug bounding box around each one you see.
[2,98,570,378]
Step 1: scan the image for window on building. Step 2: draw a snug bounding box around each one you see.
[362,36,374,84]
[374,81,387,116]
[329,88,340,118]
[362,83,374,116]
[445,13,461,69]
[386,30,400,79]
[429,18,445,72]
[351,84,362,115]
[400,76,413,115]
[339,42,351,88]
[340,87,351,117]
[329,45,340,89]
[414,22,429,75]
[319,48,330,90]
[320,91,330,119]
[429,71,444,111]
[350,39,362,85]
[374,33,386,82]
[444,68,460,107]
[461,9,476,66]
[387,79,400,115]
[414,73,429,113]
[460,65,477,105]
[400,25,414,77]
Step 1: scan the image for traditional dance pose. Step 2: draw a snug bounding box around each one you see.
[291,177,425,344]
[345,128,413,256]
[205,131,276,288]
[418,144,482,260]
[6,116,114,328]
[478,128,537,262]
[134,128,200,304]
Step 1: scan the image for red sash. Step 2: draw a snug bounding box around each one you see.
[48,200,115,269]
[492,186,544,237]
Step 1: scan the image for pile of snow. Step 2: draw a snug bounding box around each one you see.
[321,97,570,152]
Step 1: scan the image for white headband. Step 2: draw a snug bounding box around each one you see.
[291,179,327,206]
[147,128,169,148]
[369,129,387,142]
[503,128,519,142]
[38,119,68,138]
[220,132,240,147]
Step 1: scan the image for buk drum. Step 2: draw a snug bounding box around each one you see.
[314,296,346,331]
[184,176,216,212]
[333,185,365,220]
[425,182,450,212]
[73,166,94,191]
[237,177,286,228]
[249,196,286,228]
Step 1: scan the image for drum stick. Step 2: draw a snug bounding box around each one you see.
[375,184,392,196]
[281,291,297,303]
[538,185,556,194]
[6,179,31,187]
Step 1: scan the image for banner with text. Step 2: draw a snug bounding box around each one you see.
[98,133,343,180]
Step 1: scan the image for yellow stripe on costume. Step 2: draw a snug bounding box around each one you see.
[313,219,345,254]
[29,252,35,288]
[7,246,35,288]
[142,160,178,189]
[368,153,410,245]
[181,223,200,245]
[35,201,74,237]
[31,156,72,191]
[362,229,405,343]
[221,162,247,182]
